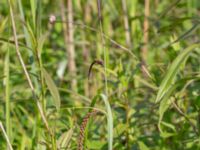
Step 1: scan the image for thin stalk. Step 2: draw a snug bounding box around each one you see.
[129,0,138,48]
[158,0,181,20]
[125,99,130,149]
[67,0,77,91]
[121,0,132,48]
[51,135,57,150]
[4,43,11,149]
[82,4,90,97]
[171,99,199,136]
[82,30,90,97]
[35,48,46,112]
[60,0,77,91]
[55,20,138,60]
[97,1,113,150]
[0,122,13,150]
[97,0,108,95]
[35,1,56,147]
[36,0,42,38]
[18,0,50,148]
[7,0,51,135]
[142,0,150,62]
[35,0,47,114]
[60,106,106,115]
[18,0,40,94]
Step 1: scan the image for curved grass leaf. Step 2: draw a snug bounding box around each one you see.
[101,94,113,150]
[57,129,73,149]
[158,76,199,132]
[158,84,180,132]
[156,43,200,103]
[30,0,36,29]
[42,68,60,110]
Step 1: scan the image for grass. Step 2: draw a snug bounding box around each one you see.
[0,0,200,149]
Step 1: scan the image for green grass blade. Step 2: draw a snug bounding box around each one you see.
[158,76,199,132]
[57,128,73,149]
[30,0,36,30]
[37,32,49,56]
[17,0,32,48]
[4,44,11,146]
[101,94,113,150]
[156,43,200,103]
[42,68,61,111]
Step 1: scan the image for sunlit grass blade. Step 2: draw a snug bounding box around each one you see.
[57,128,73,149]
[30,0,36,30]
[101,94,113,150]
[156,43,200,103]
[4,42,11,148]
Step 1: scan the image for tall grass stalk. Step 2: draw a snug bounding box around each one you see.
[67,0,77,91]
[0,122,13,150]
[97,0,108,95]
[101,94,113,150]
[122,0,132,48]
[18,0,40,94]
[4,41,11,150]
[7,0,51,136]
[142,0,150,62]
[97,1,113,149]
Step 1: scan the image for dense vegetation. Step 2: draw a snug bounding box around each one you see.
[0,0,200,149]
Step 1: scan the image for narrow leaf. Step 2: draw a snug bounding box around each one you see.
[37,32,49,56]
[101,94,113,150]
[30,0,36,29]
[156,44,200,103]
[42,68,61,110]
[57,129,73,149]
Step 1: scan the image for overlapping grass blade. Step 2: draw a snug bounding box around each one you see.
[101,94,113,150]
[0,122,13,150]
[57,129,73,149]
[156,43,200,103]
[42,68,61,110]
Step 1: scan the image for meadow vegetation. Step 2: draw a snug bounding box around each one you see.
[0,0,200,149]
